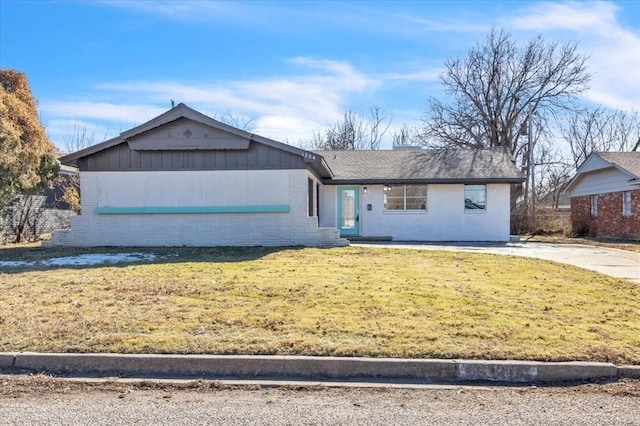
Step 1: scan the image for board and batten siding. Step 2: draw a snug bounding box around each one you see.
[76,141,308,172]
[321,183,512,241]
[568,168,639,196]
[50,169,344,247]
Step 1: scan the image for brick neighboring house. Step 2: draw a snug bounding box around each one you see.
[564,152,640,239]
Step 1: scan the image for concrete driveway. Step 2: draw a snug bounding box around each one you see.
[352,241,640,284]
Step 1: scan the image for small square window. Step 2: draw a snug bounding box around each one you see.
[465,185,486,210]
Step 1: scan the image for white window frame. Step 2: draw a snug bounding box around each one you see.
[383,185,427,212]
[590,194,598,217]
[464,184,487,212]
[623,191,632,217]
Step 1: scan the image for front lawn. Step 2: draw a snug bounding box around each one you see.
[1,245,638,363]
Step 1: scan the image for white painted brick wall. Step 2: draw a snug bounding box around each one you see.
[322,184,512,242]
[50,170,345,247]
[49,171,513,245]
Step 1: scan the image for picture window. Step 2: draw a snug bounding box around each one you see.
[383,185,427,211]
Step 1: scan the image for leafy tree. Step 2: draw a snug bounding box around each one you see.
[1,69,58,222]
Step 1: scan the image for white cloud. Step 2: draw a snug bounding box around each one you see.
[116,57,374,122]
[45,119,113,151]
[384,69,443,82]
[40,104,166,150]
[99,0,239,21]
[41,101,166,123]
[395,13,488,33]
[46,118,104,135]
[509,1,640,111]
[97,0,489,42]
[41,57,380,146]
[288,57,371,87]
[254,115,325,144]
[510,2,616,32]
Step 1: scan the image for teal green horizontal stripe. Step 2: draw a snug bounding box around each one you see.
[96,205,290,214]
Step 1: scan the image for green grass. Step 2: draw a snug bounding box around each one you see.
[1,245,638,363]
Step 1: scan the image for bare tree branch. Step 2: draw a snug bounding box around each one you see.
[423,28,590,163]
[215,111,257,132]
[392,124,420,147]
[61,120,110,154]
[560,108,640,168]
[307,107,392,150]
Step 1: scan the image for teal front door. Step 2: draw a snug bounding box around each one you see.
[337,186,359,236]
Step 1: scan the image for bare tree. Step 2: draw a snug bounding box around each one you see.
[3,194,72,243]
[303,130,328,150]
[561,108,640,168]
[534,138,573,208]
[307,107,391,150]
[326,109,366,150]
[215,111,256,132]
[367,106,392,149]
[392,124,420,148]
[421,28,590,171]
[61,120,110,154]
[420,28,591,234]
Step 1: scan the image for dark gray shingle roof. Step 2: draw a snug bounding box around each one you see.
[598,152,640,178]
[314,149,524,183]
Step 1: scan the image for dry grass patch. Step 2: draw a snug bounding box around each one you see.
[1,246,638,363]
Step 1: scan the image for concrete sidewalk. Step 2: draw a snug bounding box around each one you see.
[353,241,640,284]
[1,353,638,384]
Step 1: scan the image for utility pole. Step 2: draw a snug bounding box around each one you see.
[528,109,536,235]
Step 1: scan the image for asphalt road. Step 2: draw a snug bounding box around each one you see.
[2,382,640,425]
[353,241,640,284]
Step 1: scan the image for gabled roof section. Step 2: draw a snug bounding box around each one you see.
[564,151,640,193]
[119,103,249,141]
[313,149,524,184]
[59,103,330,176]
[598,152,640,178]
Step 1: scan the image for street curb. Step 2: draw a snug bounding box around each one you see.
[0,353,16,369]
[1,353,631,384]
[455,359,618,382]
[618,365,640,379]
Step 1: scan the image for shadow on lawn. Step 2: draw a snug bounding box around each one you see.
[0,244,308,274]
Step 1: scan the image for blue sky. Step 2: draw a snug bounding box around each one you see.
[1,0,639,150]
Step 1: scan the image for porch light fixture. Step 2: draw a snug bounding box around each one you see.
[383,185,390,192]
[363,187,368,194]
